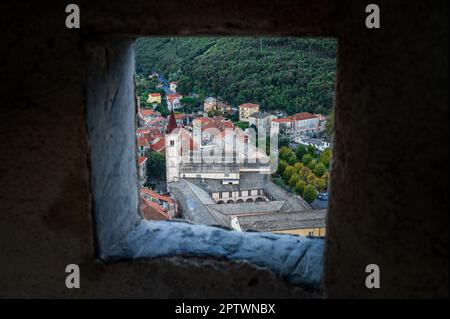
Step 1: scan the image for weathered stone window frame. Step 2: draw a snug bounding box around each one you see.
[85,35,325,289]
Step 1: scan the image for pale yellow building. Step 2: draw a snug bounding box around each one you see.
[239,103,260,122]
[273,227,326,237]
[147,93,161,104]
[234,210,327,237]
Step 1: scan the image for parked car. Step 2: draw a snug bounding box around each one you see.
[318,192,328,201]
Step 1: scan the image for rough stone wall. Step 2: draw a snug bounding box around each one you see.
[0,0,448,298]
[325,0,449,298]
[85,36,141,257]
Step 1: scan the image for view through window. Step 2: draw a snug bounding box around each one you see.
[135,37,336,237]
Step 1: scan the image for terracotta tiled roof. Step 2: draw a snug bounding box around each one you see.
[272,118,295,123]
[139,196,170,220]
[204,123,233,132]
[314,113,326,120]
[193,116,234,132]
[223,121,234,128]
[149,93,161,97]
[137,127,162,136]
[136,127,151,134]
[193,117,211,124]
[146,131,162,140]
[175,113,188,119]
[288,112,317,121]
[137,156,147,166]
[201,123,219,131]
[167,93,182,102]
[239,103,260,109]
[137,137,150,147]
[146,117,167,126]
[141,188,175,205]
[140,109,160,117]
[137,128,164,149]
[150,137,166,153]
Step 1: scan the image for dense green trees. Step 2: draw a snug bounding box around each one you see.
[278,136,290,148]
[324,109,334,139]
[146,151,166,180]
[319,148,332,168]
[135,74,170,115]
[234,121,249,130]
[276,159,288,176]
[276,145,331,203]
[303,185,318,204]
[301,153,314,166]
[295,144,308,160]
[136,37,336,115]
[312,161,327,177]
[294,180,307,196]
[207,109,224,117]
[279,147,297,165]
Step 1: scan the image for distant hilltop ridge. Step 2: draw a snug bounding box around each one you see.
[136,37,336,116]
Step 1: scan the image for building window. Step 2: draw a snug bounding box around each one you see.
[229,192,232,198]
[170,140,175,146]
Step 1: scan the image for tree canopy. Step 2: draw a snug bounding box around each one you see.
[146,151,166,180]
[136,37,336,115]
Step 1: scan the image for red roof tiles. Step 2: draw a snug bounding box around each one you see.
[137,156,147,166]
[146,117,167,126]
[140,109,160,117]
[175,113,188,120]
[193,117,211,124]
[239,103,260,109]
[141,188,175,205]
[150,137,166,153]
[288,112,317,121]
[167,93,182,102]
[139,197,170,220]
[272,118,295,123]
[137,137,150,147]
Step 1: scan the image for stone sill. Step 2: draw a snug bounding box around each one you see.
[104,219,324,289]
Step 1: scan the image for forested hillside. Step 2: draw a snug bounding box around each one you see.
[135,37,336,115]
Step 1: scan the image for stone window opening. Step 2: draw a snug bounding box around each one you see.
[84,35,327,291]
